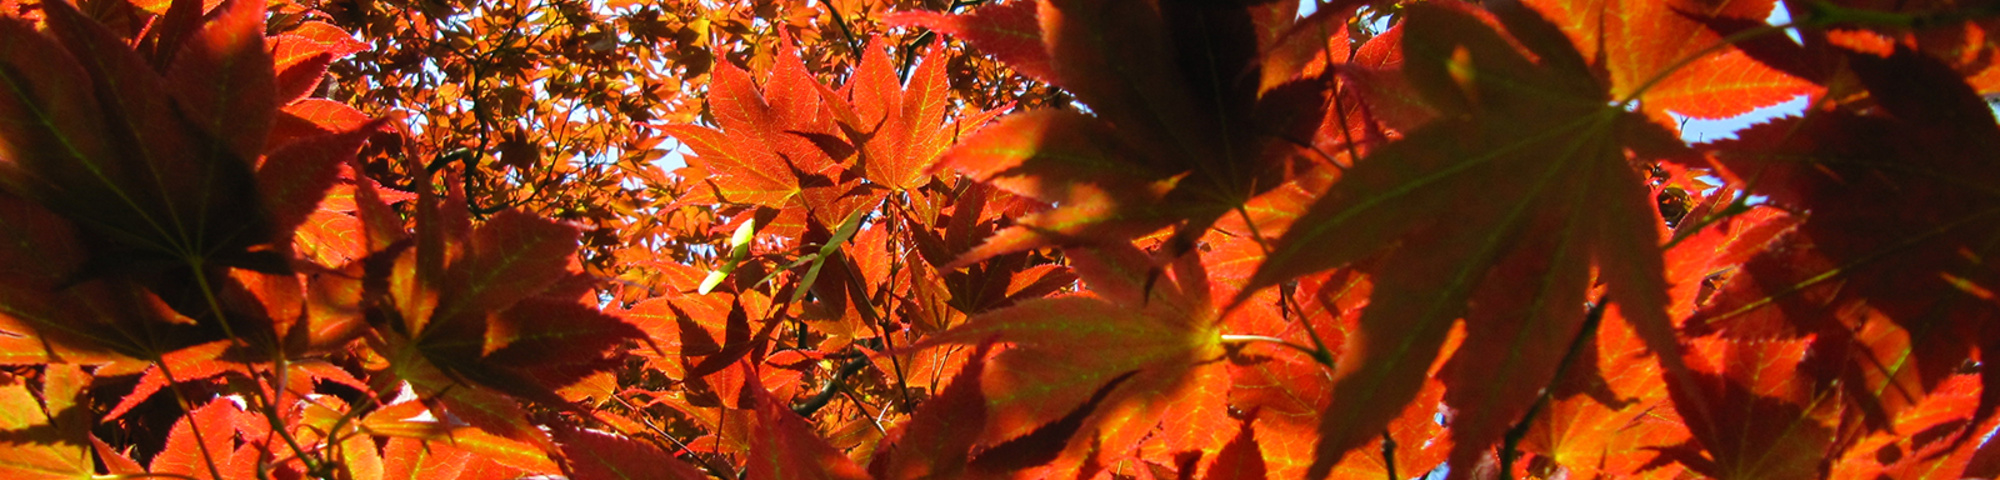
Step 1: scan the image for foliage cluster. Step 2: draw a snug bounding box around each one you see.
[0,0,1998,478]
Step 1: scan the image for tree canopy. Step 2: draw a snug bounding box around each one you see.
[0,0,1998,478]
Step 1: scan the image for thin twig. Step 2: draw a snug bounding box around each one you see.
[794,356,872,416]
[1381,429,1399,480]
[895,0,984,80]
[606,393,734,478]
[835,381,890,436]
[1499,296,1610,478]
[822,0,866,59]
[836,250,915,411]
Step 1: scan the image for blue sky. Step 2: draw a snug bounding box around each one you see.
[1676,95,1810,143]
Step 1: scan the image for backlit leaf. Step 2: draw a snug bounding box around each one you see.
[554,428,709,480]
[0,365,92,479]
[1522,0,1820,120]
[746,370,870,480]
[1687,46,2000,433]
[1240,4,1691,477]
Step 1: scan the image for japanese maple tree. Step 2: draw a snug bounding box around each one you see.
[0,0,1997,478]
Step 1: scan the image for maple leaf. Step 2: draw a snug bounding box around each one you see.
[552,427,710,480]
[1238,3,1694,477]
[900,183,1079,323]
[0,0,379,364]
[357,391,562,475]
[150,397,267,480]
[362,194,642,461]
[1204,413,1269,480]
[14,0,362,276]
[294,164,410,267]
[1194,183,1456,480]
[9,0,1989,476]
[1696,2,2000,98]
[614,282,787,384]
[966,369,1141,472]
[382,436,474,480]
[0,192,204,364]
[286,395,389,479]
[1518,204,1795,478]
[1518,310,1687,479]
[663,42,875,231]
[1658,336,1837,480]
[1685,45,2000,441]
[0,365,93,480]
[831,41,1005,193]
[1521,0,1821,121]
[0,0,266,273]
[359,409,552,480]
[744,369,871,480]
[1829,374,1988,480]
[887,1,1054,82]
[270,22,363,108]
[1222,274,1454,480]
[870,341,991,479]
[924,0,1331,265]
[922,242,1233,472]
[842,42,930,189]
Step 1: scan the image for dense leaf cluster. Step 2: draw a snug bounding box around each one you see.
[0,0,1996,479]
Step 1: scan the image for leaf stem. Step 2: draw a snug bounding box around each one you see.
[1219,334,1330,367]
[1282,283,1340,369]
[154,360,228,480]
[188,258,330,478]
[1232,204,1276,257]
[255,359,331,479]
[1322,14,1362,171]
[185,258,239,342]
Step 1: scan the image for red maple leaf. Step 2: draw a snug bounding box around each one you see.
[0,0,381,364]
[1686,45,2000,440]
[1521,0,1821,122]
[1238,3,1695,476]
[661,42,874,235]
